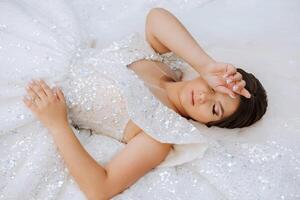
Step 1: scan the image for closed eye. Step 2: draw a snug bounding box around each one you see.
[211,88,218,116]
[212,104,217,115]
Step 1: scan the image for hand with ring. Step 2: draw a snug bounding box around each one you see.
[23,79,69,131]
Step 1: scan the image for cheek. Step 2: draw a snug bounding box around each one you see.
[189,105,211,123]
[179,87,211,123]
[179,85,192,109]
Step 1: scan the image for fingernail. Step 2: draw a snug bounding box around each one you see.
[233,85,238,91]
[226,79,232,84]
[230,93,236,99]
[223,74,228,78]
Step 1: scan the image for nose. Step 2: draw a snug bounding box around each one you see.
[194,91,211,104]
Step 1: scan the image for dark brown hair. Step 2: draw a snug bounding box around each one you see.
[206,68,268,128]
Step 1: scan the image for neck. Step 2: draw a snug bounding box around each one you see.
[160,78,189,118]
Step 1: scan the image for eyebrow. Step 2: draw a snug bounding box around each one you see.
[218,101,224,118]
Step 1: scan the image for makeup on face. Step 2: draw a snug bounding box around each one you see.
[191,89,194,106]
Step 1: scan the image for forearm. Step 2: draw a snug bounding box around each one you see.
[146,8,216,73]
[49,124,108,200]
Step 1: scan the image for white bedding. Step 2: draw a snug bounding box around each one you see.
[0,0,299,199]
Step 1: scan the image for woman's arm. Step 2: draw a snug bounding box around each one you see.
[23,79,172,200]
[146,8,251,98]
[49,125,171,200]
[145,7,215,74]
[48,124,108,200]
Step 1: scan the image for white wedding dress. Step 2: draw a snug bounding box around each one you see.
[0,1,299,200]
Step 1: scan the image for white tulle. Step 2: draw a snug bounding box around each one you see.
[1,0,299,200]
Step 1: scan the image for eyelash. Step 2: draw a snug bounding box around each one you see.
[212,104,217,116]
[211,89,217,116]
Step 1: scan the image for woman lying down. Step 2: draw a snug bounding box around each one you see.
[1,4,271,200]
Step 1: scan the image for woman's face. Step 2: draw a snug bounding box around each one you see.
[179,77,240,124]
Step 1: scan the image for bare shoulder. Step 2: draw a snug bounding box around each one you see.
[128,59,182,82]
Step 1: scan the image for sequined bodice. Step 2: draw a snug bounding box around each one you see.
[2,2,300,199]
[52,32,207,168]
[62,33,164,142]
[65,61,130,142]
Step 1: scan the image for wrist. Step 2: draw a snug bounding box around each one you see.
[196,60,216,75]
[48,121,71,134]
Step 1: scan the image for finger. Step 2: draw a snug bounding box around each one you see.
[39,79,54,97]
[224,64,237,78]
[232,80,252,98]
[232,72,242,82]
[233,80,246,92]
[240,88,251,98]
[30,80,47,101]
[34,96,43,108]
[22,96,38,111]
[56,87,66,102]
[225,75,234,84]
[215,85,237,99]
[227,81,236,89]
[26,84,41,101]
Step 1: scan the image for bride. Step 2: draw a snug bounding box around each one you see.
[18,7,266,200]
[4,2,298,200]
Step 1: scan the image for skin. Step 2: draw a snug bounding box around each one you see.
[22,7,249,200]
[162,77,240,124]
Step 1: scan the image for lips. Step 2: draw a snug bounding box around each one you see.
[191,90,194,106]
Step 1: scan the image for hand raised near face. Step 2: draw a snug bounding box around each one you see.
[200,62,251,99]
